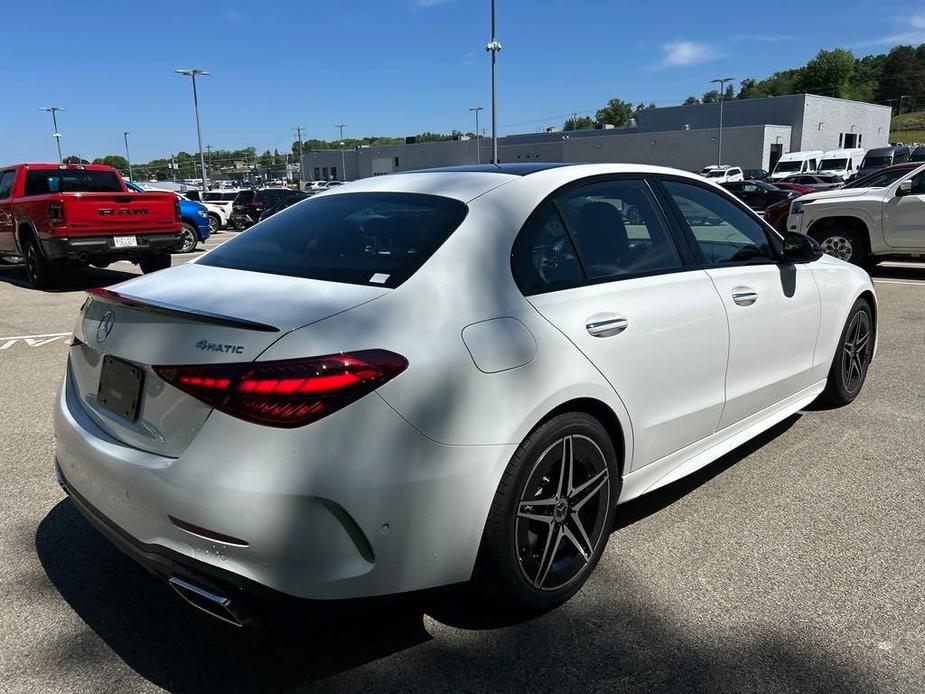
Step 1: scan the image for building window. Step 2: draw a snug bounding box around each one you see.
[322,167,329,179]
[394,157,400,167]
[313,167,320,180]
[842,133,860,148]
[331,167,338,180]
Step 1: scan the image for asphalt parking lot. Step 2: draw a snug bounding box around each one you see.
[0,237,922,694]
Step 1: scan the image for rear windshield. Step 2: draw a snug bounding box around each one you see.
[773,161,803,173]
[234,190,256,204]
[198,192,468,288]
[23,169,123,195]
[844,167,914,189]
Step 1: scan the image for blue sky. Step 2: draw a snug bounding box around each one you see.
[2,0,922,163]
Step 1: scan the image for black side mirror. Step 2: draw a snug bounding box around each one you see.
[896,180,913,197]
[782,232,823,263]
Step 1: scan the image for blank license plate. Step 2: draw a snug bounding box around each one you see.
[113,236,138,248]
[97,355,144,421]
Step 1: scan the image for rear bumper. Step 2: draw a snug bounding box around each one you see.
[54,362,515,601]
[42,233,183,261]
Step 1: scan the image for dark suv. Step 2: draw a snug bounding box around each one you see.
[231,188,300,228]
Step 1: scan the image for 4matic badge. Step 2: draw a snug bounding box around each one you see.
[195,339,244,354]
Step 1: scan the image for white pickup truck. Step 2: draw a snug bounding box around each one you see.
[787,162,925,265]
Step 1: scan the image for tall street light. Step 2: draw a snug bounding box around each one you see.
[485,0,502,165]
[123,131,134,181]
[335,124,346,180]
[39,106,65,163]
[175,68,210,191]
[898,95,911,141]
[469,106,484,164]
[294,126,306,188]
[710,77,734,166]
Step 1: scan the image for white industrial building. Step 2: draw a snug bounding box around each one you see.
[303,94,892,181]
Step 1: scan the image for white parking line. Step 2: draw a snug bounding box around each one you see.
[873,279,925,286]
[0,332,71,350]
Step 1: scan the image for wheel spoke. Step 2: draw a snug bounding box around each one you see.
[570,469,609,512]
[517,498,557,524]
[567,511,594,561]
[855,329,870,354]
[534,525,564,588]
[559,436,573,498]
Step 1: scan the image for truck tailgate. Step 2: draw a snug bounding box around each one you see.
[60,192,179,236]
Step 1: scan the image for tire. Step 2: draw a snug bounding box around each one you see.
[207,214,221,233]
[179,222,199,253]
[819,297,874,406]
[139,254,171,274]
[809,224,866,265]
[475,412,620,614]
[23,235,59,289]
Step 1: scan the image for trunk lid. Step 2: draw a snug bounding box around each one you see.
[68,263,389,456]
[61,191,180,236]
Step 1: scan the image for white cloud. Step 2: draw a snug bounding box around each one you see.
[655,41,719,68]
[852,13,925,46]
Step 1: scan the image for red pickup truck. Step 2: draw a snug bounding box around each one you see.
[0,163,183,288]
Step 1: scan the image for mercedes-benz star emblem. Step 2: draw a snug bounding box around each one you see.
[96,310,115,343]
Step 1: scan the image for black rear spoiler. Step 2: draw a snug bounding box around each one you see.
[86,287,280,333]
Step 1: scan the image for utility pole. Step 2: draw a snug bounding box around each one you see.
[295,126,305,188]
[485,0,502,165]
[710,77,734,166]
[123,131,133,180]
[898,95,911,141]
[335,124,346,180]
[39,107,65,163]
[175,68,211,190]
[469,106,484,164]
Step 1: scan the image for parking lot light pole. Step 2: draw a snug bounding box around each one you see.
[710,77,733,166]
[175,68,210,191]
[39,107,64,163]
[336,124,346,180]
[123,131,133,181]
[295,126,305,188]
[469,106,484,164]
[485,0,502,165]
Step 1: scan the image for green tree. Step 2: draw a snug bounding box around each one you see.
[683,96,700,105]
[62,155,89,164]
[702,90,721,103]
[564,116,595,131]
[796,48,856,97]
[92,155,129,171]
[595,98,634,127]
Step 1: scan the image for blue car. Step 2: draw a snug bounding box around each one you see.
[124,181,210,253]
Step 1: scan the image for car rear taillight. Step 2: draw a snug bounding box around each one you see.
[48,202,64,225]
[154,350,407,428]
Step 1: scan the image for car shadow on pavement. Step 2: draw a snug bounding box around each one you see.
[31,415,880,694]
[0,263,138,292]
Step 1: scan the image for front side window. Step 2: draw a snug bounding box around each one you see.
[663,180,776,266]
[198,192,467,288]
[0,171,14,198]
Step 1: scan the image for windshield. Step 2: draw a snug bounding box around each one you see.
[860,156,891,169]
[23,169,123,195]
[706,170,726,178]
[773,161,803,173]
[844,167,912,189]
[818,159,847,170]
[198,192,468,288]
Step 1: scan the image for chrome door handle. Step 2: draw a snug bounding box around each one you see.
[586,316,629,338]
[732,288,758,306]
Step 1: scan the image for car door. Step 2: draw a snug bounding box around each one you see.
[882,168,925,249]
[516,177,729,471]
[657,178,821,429]
[0,169,16,253]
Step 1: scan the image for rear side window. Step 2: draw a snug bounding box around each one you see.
[198,192,468,288]
[511,205,583,293]
[234,190,255,204]
[23,169,123,195]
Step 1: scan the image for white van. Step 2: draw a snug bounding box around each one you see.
[770,151,824,182]
[815,149,865,180]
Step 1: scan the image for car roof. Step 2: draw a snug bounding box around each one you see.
[323,163,711,203]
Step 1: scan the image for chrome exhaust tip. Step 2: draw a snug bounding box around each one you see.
[168,576,243,627]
